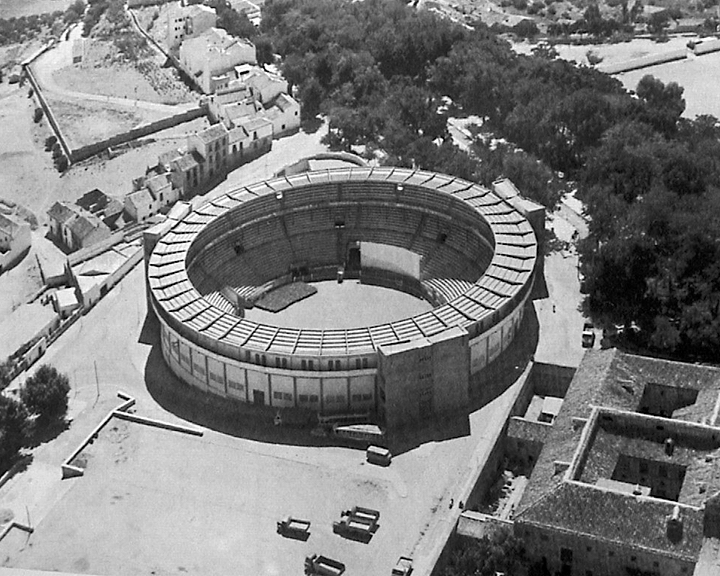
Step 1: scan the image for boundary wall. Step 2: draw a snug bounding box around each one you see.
[68,106,205,163]
[23,63,73,162]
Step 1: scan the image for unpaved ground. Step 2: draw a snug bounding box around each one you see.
[0,89,60,221]
[52,37,195,105]
[0,260,525,576]
[44,96,173,148]
[618,49,720,118]
[0,0,72,18]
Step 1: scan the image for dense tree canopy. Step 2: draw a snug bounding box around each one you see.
[0,395,28,469]
[437,529,526,576]
[261,0,720,360]
[21,364,71,424]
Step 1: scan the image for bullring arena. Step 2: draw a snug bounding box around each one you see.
[144,167,539,428]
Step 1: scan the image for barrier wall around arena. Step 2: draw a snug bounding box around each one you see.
[146,167,540,425]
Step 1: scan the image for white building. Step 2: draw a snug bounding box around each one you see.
[0,212,31,273]
[166,3,217,50]
[124,172,180,222]
[235,65,288,104]
[179,28,256,93]
[264,93,301,137]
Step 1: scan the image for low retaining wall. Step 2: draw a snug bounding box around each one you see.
[24,63,73,162]
[599,48,687,74]
[69,106,205,163]
[693,38,720,55]
[61,391,203,479]
[0,521,34,544]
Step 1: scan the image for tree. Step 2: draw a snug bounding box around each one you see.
[0,360,14,390]
[635,75,685,136]
[437,528,527,576]
[255,35,274,69]
[0,395,28,468]
[20,364,70,424]
[513,19,539,38]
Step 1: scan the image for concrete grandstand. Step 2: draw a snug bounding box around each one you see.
[144,167,541,428]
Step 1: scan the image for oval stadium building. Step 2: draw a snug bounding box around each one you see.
[144,167,540,428]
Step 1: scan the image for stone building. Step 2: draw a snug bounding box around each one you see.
[513,350,720,576]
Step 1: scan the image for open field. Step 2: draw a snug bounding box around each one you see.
[45,96,173,148]
[618,49,720,118]
[52,37,196,105]
[516,36,720,118]
[0,0,71,18]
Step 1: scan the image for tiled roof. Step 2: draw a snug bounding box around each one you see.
[146,173,172,197]
[516,349,720,560]
[196,124,228,144]
[518,481,705,560]
[47,201,77,225]
[147,167,537,358]
[127,188,155,210]
[0,213,22,235]
[68,213,107,240]
[172,152,201,172]
[237,116,272,132]
[274,93,297,111]
[158,149,183,168]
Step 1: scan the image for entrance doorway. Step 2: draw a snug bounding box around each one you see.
[253,390,265,405]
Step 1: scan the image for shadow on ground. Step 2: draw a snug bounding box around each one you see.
[141,302,538,453]
[24,418,70,450]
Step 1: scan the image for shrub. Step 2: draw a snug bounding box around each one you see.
[45,135,57,151]
[55,155,69,172]
[33,107,44,123]
[20,364,70,424]
[0,395,28,467]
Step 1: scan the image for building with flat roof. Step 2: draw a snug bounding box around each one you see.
[0,212,31,273]
[0,302,58,363]
[179,28,256,93]
[513,349,720,576]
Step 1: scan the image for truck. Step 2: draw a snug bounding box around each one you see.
[582,322,595,348]
[392,555,414,576]
[276,516,311,539]
[333,506,380,541]
[366,445,392,466]
[304,554,345,576]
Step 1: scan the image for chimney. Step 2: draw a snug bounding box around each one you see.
[666,505,683,543]
[665,437,675,456]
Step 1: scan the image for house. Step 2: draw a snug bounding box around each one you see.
[166,3,217,49]
[47,201,112,252]
[512,349,720,576]
[179,28,256,93]
[0,302,59,364]
[264,92,301,137]
[187,123,229,180]
[124,172,179,222]
[53,287,80,319]
[235,65,287,104]
[0,212,31,273]
[75,188,126,230]
[233,115,272,158]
